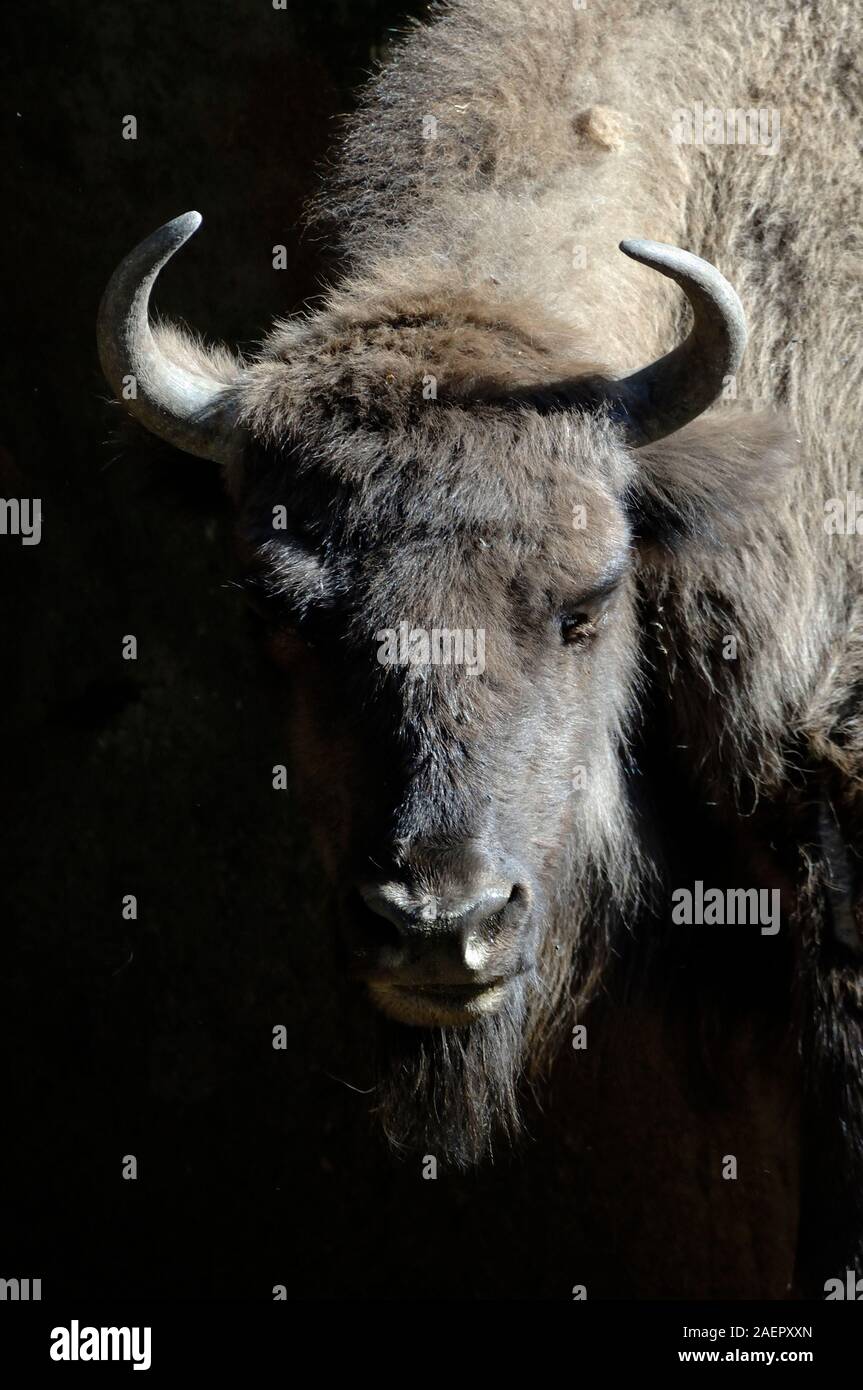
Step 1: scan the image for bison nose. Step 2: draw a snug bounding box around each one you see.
[359,879,517,943]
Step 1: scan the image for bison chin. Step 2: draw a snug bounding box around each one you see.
[371,974,533,1169]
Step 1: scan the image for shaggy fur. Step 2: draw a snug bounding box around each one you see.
[146,0,861,1291]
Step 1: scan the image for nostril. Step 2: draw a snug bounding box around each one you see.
[348,888,406,952]
[470,885,516,924]
[472,883,523,938]
[357,881,424,938]
[354,875,530,944]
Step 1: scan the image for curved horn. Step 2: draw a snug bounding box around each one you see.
[612,239,747,446]
[97,212,241,464]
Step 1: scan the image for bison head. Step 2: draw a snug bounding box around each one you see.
[99,213,787,1162]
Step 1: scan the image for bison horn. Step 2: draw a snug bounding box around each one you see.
[613,239,747,446]
[97,212,241,465]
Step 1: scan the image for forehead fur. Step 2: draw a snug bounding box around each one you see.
[239,398,633,616]
[239,282,616,439]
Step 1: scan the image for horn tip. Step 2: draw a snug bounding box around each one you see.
[619,237,666,265]
[173,210,203,237]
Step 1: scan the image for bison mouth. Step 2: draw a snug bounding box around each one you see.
[367,975,517,1027]
[340,888,537,1028]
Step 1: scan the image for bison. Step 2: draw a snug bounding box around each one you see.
[98,0,862,1297]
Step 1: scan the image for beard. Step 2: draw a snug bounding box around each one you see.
[346,854,620,1168]
[370,975,533,1169]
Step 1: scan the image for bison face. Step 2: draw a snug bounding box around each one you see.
[101,217,795,1162]
[237,409,638,1034]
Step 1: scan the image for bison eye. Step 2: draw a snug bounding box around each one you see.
[559,613,597,646]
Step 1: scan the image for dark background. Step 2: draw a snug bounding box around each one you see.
[0,0,600,1302]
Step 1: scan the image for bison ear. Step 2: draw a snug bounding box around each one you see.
[626,409,800,556]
